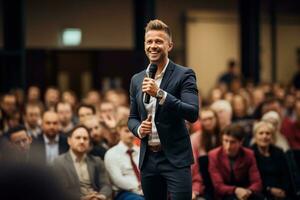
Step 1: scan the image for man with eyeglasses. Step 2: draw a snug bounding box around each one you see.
[4,125,32,163]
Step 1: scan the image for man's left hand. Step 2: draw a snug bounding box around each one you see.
[142,77,159,97]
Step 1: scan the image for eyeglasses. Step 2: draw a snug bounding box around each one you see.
[13,138,29,146]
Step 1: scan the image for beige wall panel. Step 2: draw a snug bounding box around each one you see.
[277,24,300,84]
[26,0,133,48]
[186,11,239,98]
[260,23,272,82]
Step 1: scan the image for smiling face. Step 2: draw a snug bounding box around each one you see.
[254,124,273,148]
[144,30,173,66]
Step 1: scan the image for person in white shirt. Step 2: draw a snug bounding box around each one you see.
[104,119,144,200]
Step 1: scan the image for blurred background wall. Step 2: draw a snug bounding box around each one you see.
[0,0,299,98]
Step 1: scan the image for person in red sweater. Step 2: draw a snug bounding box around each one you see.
[208,124,263,200]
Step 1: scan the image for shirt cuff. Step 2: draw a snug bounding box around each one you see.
[137,125,145,138]
[158,91,167,105]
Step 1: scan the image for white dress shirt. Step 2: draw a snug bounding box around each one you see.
[104,141,141,194]
[43,134,59,165]
[138,60,168,146]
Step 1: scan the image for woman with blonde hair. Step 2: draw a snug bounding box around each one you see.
[262,111,290,152]
[251,121,290,199]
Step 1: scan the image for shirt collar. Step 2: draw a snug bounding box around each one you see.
[43,134,59,144]
[146,59,169,80]
[69,149,87,163]
[118,141,138,154]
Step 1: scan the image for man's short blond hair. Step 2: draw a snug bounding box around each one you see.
[145,19,172,39]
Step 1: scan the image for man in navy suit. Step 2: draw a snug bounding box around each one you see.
[128,19,199,200]
[31,111,69,165]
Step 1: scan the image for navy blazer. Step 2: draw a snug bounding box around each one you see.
[30,133,69,164]
[128,60,199,168]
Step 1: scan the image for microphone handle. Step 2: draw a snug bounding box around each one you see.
[144,72,155,104]
[144,93,151,104]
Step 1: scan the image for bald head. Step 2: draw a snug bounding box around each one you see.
[42,111,60,139]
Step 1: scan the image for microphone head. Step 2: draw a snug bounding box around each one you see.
[149,64,158,74]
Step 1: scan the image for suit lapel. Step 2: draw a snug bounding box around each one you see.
[156,61,175,111]
[137,71,147,119]
[159,61,175,91]
[86,156,96,188]
[220,148,231,177]
[65,152,80,184]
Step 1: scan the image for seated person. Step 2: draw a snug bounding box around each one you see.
[251,121,290,200]
[31,111,69,165]
[104,119,144,200]
[190,108,221,200]
[53,125,112,200]
[3,125,32,163]
[208,123,263,200]
[83,115,107,160]
[261,111,290,152]
[281,98,300,168]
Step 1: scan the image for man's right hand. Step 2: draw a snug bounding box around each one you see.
[235,187,251,200]
[139,115,152,137]
[270,187,286,198]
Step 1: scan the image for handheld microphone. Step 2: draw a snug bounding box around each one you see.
[144,63,158,104]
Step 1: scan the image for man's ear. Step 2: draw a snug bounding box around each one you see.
[168,41,173,52]
[67,137,71,146]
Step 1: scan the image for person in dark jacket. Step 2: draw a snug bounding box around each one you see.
[252,120,290,200]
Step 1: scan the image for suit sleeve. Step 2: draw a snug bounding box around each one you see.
[128,75,142,138]
[104,151,139,191]
[162,69,199,123]
[97,158,112,198]
[208,152,236,196]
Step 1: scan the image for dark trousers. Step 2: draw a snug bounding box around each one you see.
[141,150,192,200]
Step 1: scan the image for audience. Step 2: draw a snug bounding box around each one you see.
[83,115,108,160]
[56,101,75,134]
[218,59,239,89]
[0,93,18,133]
[104,119,144,200]
[282,98,300,169]
[44,87,60,111]
[3,125,32,163]
[53,125,112,200]
[208,124,263,200]
[2,76,300,199]
[85,90,102,110]
[23,103,42,139]
[251,121,290,200]
[261,111,290,152]
[77,103,96,124]
[211,100,232,130]
[191,108,221,200]
[31,111,69,165]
